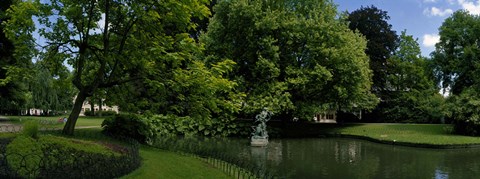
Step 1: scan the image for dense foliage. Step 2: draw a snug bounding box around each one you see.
[4,0,212,134]
[447,88,480,136]
[204,0,377,120]
[347,5,398,96]
[432,10,480,134]
[8,0,480,137]
[380,31,445,123]
[25,64,75,115]
[108,59,244,124]
[432,10,480,95]
[0,0,31,115]
[102,113,251,143]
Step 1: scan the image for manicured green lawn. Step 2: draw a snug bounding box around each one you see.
[335,123,480,145]
[122,146,229,179]
[5,116,105,127]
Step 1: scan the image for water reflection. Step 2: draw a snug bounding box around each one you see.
[194,137,480,178]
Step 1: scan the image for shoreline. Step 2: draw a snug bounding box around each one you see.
[325,133,480,149]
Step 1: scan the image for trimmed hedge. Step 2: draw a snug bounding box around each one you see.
[84,110,117,117]
[1,135,140,178]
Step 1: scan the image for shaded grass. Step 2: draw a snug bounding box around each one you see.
[50,128,229,179]
[122,146,230,179]
[276,122,480,146]
[4,116,105,127]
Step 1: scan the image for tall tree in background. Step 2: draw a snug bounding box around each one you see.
[346,6,398,121]
[347,6,398,96]
[26,63,75,115]
[383,31,445,123]
[204,0,377,120]
[0,0,32,115]
[432,10,480,95]
[4,0,210,135]
[433,10,480,135]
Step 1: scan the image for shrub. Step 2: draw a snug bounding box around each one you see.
[449,88,480,136]
[102,113,253,143]
[84,110,94,116]
[102,113,150,143]
[98,110,117,116]
[84,110,117,117]
[5,135,140,178]
[6,136,43,178]
[22,120,39,139]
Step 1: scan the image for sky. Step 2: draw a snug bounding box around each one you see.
[333,0,480,57]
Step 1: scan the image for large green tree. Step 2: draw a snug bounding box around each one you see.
[382,31,445,123]
[347,5,398,96]
[203,0,377,120]
[0,0,32,115]
[4,0,210,134]
[433,10,480,134]
[26,63,75,115]
[432,10,480,95]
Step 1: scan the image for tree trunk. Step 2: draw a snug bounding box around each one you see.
[90,97,95,116]
[63,91,87,135]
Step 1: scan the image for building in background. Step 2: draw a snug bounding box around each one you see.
[80,100,119,116]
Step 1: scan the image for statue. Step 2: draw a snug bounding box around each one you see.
[251,109,272,147]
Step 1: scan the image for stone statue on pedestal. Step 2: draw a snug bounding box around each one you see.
[251,109,272,147]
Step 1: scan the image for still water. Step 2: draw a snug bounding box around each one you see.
[198,138,480,178]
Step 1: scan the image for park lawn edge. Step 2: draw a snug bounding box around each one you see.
[327,133,480,149]
[325,124,480,149]
[121,145,230,179]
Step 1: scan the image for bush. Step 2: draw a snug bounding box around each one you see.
[84,110,117,117]
[6,136,42,178]
[4,135,140,178]
[84,110,93,116]
[23,120,39,139]
[102,113,253,143]
[102,113,150,143]
[449,88,480,136]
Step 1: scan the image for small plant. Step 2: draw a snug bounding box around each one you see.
[23,120,39,139]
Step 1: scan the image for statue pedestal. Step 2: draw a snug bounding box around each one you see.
[251,137,268,147]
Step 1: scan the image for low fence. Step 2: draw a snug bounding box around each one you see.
[0,126,141,179]
[152,137,277,179]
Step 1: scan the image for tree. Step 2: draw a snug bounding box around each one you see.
[0,0,32,115]
[203,0,377,120]
[448,88,480,135]
[347,5,398,96]
[432,10,480,134]
[432,10,480,95]
[382,31,445,123]
[4,0,210,135]
[26,63,75,115]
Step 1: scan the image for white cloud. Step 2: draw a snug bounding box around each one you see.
[458,0,480,15]
[423,7,454,16]
[424,0,437,3]
[423,34,440,47]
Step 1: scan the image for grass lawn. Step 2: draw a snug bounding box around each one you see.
[122,146,229,179]
[334,123,480,145]
[4,116,105,127]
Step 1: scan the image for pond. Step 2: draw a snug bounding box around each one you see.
[173,137,480,178]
